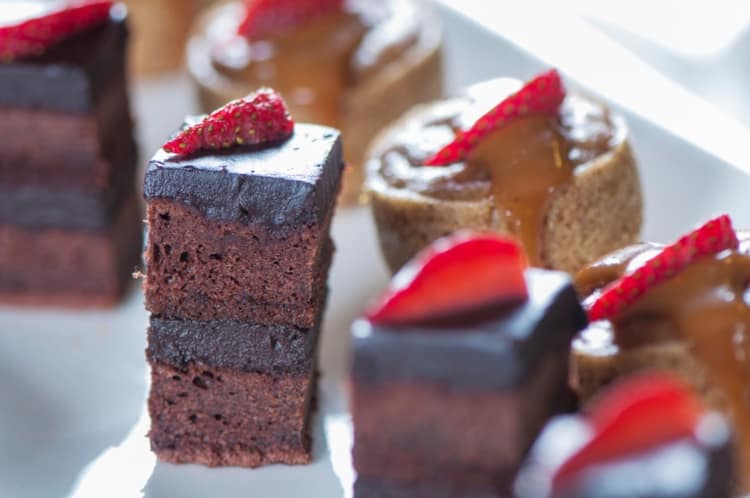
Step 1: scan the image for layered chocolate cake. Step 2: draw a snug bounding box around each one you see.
[187,0,443,203]
[569,215,750,491]
[366,70,642,273]
[515,374,734,498]
[0,1,141,307]
[350,233,587,497]
[143,89,343,467]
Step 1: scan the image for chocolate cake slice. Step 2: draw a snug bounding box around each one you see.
[146,316,322,467]
[0,2,141,307]
[350,234,587,497]
[143,90,344,467]
[143,124,342,327]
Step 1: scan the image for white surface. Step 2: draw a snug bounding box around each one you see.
[2,3,750,498]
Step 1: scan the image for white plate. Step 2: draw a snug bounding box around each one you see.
[2,3,750,498]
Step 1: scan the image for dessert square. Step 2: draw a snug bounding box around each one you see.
[146,317,318,468]
[143,124,343,326]
[351,269,586,495]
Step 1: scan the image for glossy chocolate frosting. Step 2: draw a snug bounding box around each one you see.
[189,0,421,127]
[0,3,128,113]
[144,123,343,229]
[147,317,317,375]
[515,415,733,498]
[351,268,587,389]
[369,78,623,265]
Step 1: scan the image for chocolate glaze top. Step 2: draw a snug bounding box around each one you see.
[144,123,343,228]
[515,415,733,498]
[351,268,587,389]
[191,0,422,127]
[367,78,625,265]
[0,2,128,113]
[574,231,750,491]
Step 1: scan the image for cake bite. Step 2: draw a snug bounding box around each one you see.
[366,70,642,273]
[570,215,750,491]
[143,88,344,467]
[0,1,141,307]
[515,374,734,498]
[187,0,443,203]
[350,232,587,497]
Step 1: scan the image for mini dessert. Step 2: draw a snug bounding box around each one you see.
[515,374,734,498]
[0,1,141,307]
[123,0,203,76]
[350,232,587,497]
[570,215,750,491]
[187,0,443,203]
[143,89,343,467]
[366,70,642,273]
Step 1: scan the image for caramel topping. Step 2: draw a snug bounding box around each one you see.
[375,80,619,266]
[467,115,572,265]
[576,233,750,489]
[203,0,420,128]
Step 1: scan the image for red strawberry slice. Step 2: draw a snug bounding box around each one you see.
[366,232,528,326]
[0,1,113,62]
[237,0,344,39]
[424,69,565,166]
[163,88,294,155]
[553,373,702,491]
[588,215,738,322]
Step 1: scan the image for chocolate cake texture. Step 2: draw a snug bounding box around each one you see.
[0,3,141,308]
[144,121,344,467]
[351,269,587,497]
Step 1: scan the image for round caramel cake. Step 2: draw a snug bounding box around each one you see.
[365,78,643,273]
[571,232,750,492]
[186,0,443,204]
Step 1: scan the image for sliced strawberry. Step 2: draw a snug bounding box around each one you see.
[0,1,113,62]
[237,0,344,39]
[163,88,294,155]
[424,69,565,166]
[588,215,738,322]
[553,373,702,491]
[366,232,528,326]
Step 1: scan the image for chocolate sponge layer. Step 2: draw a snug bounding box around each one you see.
[352,353,572,489]
[144,198,333,327]
[0,194,142,307]
[148,361,315,468]
[0,72,136,191]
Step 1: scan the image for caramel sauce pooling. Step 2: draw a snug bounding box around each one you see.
[577,235,750,489]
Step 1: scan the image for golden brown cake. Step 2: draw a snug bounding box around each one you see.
[124,0,203,76]
[571,227,750,492]
[186,0,443,203]
[365,76,643,273]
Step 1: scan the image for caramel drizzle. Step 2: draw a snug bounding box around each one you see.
[576,239,750,491]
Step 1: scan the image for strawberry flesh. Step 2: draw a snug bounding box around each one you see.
[424,69,565,166]
[0,1,113,62]
[237,0,344,39]
[553,373,702,491]
[366,233,528,326]
[163,88,294,155]
[588,215,738,322]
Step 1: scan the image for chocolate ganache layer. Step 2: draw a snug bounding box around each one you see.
[144,124,343,229]
[0,3,128,113]
[352,269,586,389]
